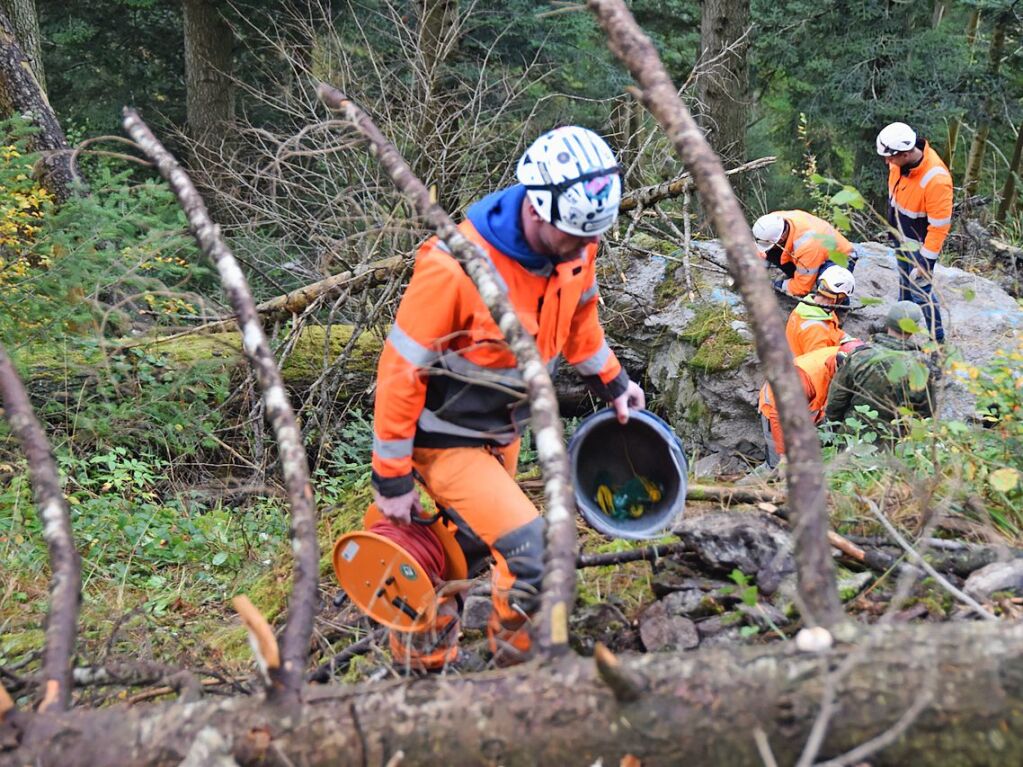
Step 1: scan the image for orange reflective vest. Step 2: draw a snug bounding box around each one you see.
[786,300,844,357]
[886,141,953,261]
[371,220,626,496]
[772,210,853,297]
[758,346,839,456]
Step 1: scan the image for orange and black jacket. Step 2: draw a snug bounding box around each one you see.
[758,345,839,456]
[371,221,628,497]
[769,210,853,297]
[886,141,953,260]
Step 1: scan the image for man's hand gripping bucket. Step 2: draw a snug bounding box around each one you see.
[568,408,688,539]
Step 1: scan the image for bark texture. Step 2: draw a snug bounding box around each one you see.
[317,84,578,658]
[588,0,841,628]
[0,344,80,712]
[962,13,1007,195]
[6,622,1023,766]
[697,0,750,167]
[996,122,1023,223]
[0,0,42,91]
[0,9,79,201]
[122,110,318,703]
[182,0,234,142]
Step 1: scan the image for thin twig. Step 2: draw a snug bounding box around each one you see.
[122,109,320,702]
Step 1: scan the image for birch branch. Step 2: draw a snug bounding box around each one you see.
[588,0,842,627]
[122,109,319,702]
[316,83,578,658]
[0,345,80,712]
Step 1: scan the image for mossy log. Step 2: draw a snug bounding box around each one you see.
[20,325,598,414]
[4,621,1023,766]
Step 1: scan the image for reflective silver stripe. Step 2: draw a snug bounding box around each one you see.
[891,200,927,219]
[927,215,951,227]
[439,350,524,388]
[919,166,949,189]
[919,247,939,260]
[387,324,440,368]
[373,435,414,460]
[794,266,818,275]
[579,281,599,305]
[800,319,826,330]
[573,341,611,376]
[793,232,817,250]
[417,409,517,444]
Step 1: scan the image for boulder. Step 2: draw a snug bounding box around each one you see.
[672,511,794,588]
[964,560,1023,600]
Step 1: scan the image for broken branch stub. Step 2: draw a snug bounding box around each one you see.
[315,83,577,658]
[588,0,842,628]
[121,109,319,702]
[0,344,80,713]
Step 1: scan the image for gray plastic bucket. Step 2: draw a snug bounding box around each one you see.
[568,408,687,540]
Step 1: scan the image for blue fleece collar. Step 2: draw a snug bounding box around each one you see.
[466,185,552,273]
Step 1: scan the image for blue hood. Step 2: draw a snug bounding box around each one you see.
[466,185,551,272]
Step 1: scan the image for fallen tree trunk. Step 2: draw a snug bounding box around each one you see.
[5,621,1023,766]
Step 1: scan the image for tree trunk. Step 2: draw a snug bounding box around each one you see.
[0,9,78,201]
[942,8,981,168]
[996,122,1023,224]
[0,0,43,91]
[6,622,1023,766]
[182,0,234,143]
[962,15,1007,196]
[696,0,750,170]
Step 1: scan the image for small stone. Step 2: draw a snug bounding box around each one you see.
[795,626,833,653]
[460,595,492,631]
[638,600,699,651]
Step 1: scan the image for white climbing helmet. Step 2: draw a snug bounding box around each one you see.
[752,213,786,250]
[876,122,917,156]
[817,265,856,298]
[516,126,622,237]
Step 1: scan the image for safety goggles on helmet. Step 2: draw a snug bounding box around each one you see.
[816,265,855,299]
[517,126,623,237]
[876,122,917,157]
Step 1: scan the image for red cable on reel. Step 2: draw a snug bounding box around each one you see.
[368,519,446,584]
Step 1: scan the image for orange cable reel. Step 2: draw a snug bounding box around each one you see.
[333,503,467,633]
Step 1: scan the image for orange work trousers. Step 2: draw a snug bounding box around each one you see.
[389,440,545,670]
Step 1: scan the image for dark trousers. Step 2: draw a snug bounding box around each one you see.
[895,249,944,342]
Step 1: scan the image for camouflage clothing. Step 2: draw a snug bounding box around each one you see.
[825,333,936,432]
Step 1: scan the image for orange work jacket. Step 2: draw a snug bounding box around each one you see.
[886,141,953,260]
[786,300,844,357]
[758,346,839,456]
[371,220,626,496]
[773,210,853,297]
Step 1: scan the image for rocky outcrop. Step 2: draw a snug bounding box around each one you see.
[602,238,1023,462]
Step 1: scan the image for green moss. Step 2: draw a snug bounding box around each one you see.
[680,304,753,372]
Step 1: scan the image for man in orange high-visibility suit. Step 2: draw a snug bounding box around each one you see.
[757,345,841,469]
[876,122,953,343]
[752,210,854,297]
[785,265,857,357]
[370,126,645,670]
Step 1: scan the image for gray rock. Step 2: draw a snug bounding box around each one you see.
[672,512,795,586]
[460,595,492,631]
[698,627,746,648]
[659,578,738,618]
[638,600,699,651]
[964,560,1023,600]
[736,601,789,630]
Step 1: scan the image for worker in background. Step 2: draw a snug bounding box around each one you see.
[785,265,857,357]
[370,126,645,670]
[757,344,846,469]
[752,209,854,297]
[825,300,936,434]
[876,122,953,343]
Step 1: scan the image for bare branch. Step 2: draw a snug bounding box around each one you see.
[618,155,776,213]
[0,345,80,713]
[316,83,578,658]
[121,109,319,702]
[588,0,842,627]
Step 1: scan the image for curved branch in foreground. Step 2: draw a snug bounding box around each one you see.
[121,109,318,702]
[8,621,1023,766]
[588,0,842,628]
[618,155,776,213]
[316,83,577,658]
[0,345,80,712]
